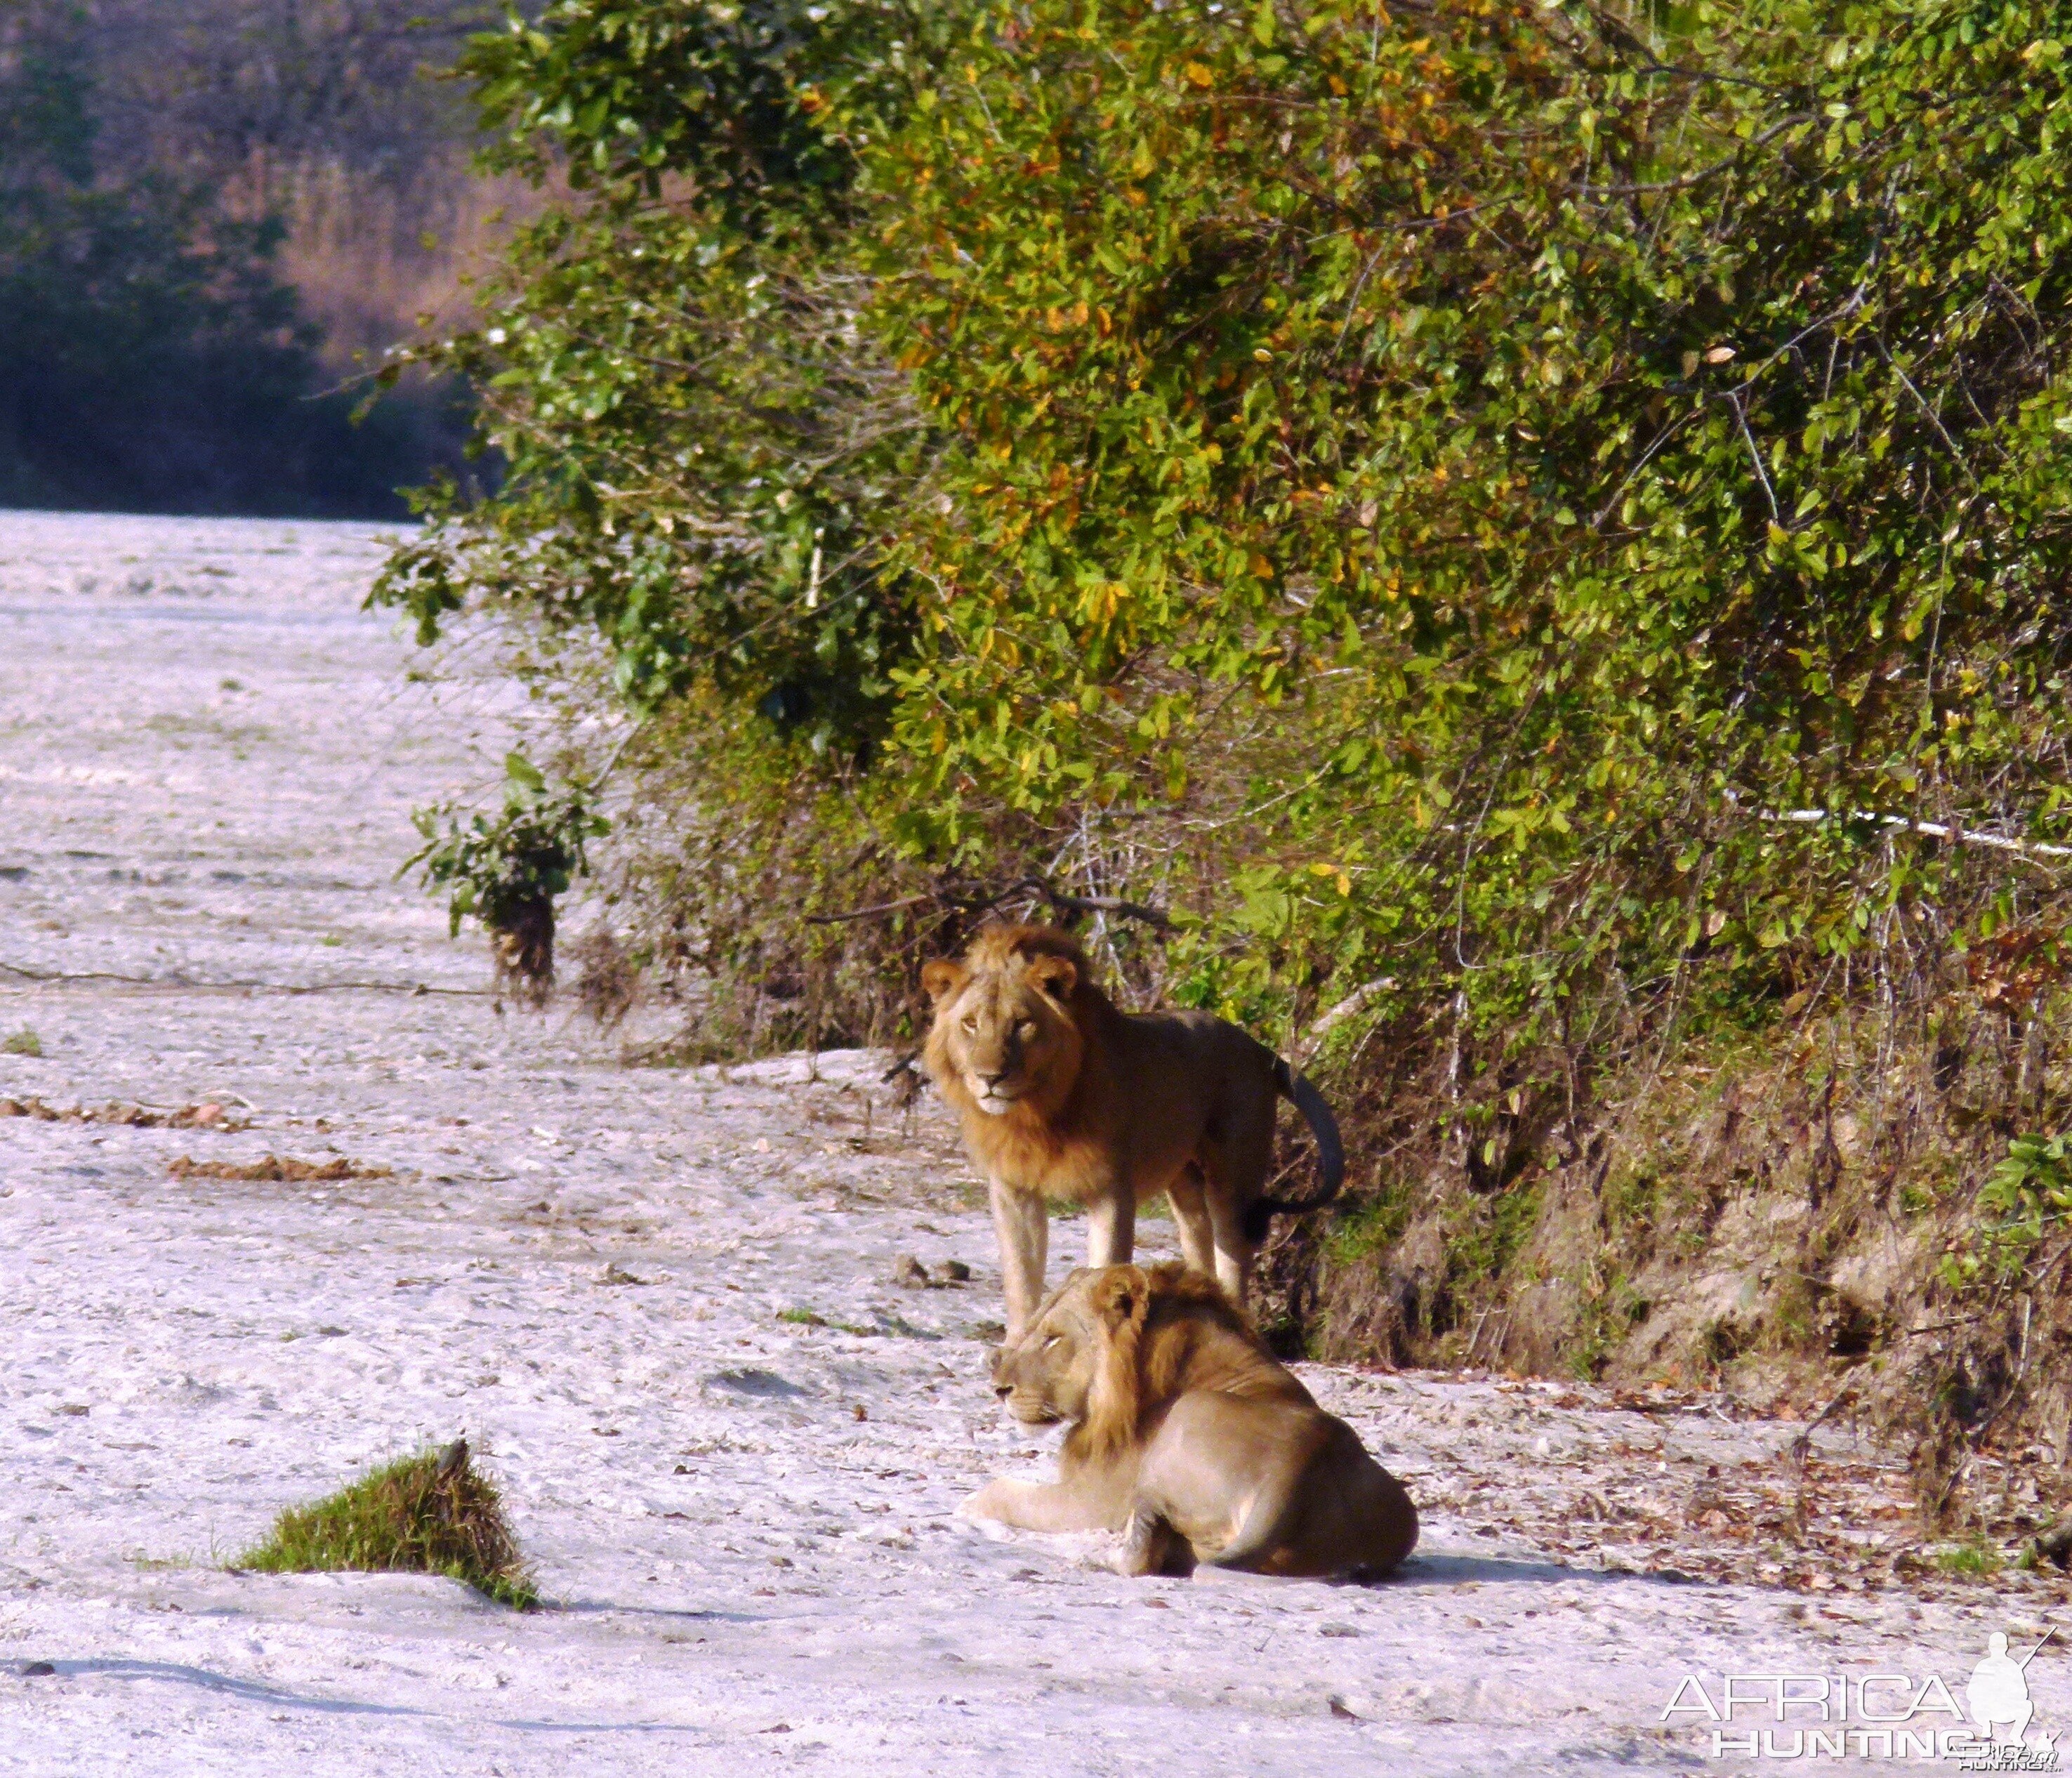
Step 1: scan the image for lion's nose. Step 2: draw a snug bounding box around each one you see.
[993,1381,1013,1400]
[977,1067,1008,1088]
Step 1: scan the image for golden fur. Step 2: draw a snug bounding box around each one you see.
[965,1264,1419,1579]
[920,925,1342,1336]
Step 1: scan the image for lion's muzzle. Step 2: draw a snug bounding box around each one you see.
[968,1072,1022,1114]
[991,1359,1062,1424]
[1003,1392,1062,1425]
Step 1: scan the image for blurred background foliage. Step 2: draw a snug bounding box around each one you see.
[0,0,506,515]
[371,0,2072,1523]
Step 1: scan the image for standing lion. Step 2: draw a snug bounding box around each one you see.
[921,923,1342,1337]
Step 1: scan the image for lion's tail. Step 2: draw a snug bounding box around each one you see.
[1243,1059,1346,1244]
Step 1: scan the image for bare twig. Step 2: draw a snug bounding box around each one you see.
[805,893,935,926]
[1788,1386,1857,1463]
[1727,390,1781,523]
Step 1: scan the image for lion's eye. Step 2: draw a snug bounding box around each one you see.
[1043,1335,1063,1349]
[961,1015,978,1032]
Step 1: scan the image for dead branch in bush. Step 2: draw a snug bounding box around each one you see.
[1765,808,2072,864]
[1300,977,1400,1056]
[807,893,935,925]
[567,926,640,1029]
[807,875,1171,932]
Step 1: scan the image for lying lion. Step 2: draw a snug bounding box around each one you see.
[922,923,1341,1336]
[964,1263,1418,1579]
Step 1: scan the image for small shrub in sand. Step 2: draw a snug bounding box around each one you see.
[240,1439,536,1608]
[2,1028,41,1058]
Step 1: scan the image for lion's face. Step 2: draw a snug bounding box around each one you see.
[989,1270,1105,1424]
[923,950,1083,1118]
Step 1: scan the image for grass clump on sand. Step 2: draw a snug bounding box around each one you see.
[239,1439,536,1608]
[2,1028,41,1058]
[1933,1538,2005,1582]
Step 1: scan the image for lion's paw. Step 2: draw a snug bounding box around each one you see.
[959,1480,1016,1524]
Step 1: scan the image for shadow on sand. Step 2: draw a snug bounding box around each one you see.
[39,1656,720,1737]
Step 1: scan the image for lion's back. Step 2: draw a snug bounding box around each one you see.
[1113,1006,1277,1098]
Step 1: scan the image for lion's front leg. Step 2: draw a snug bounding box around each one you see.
[961,1475,1117,1534]
[1085,1185,1135,1270]
[990,1178,1050,1340]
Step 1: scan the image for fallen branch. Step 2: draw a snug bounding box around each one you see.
[170,1153,395,1183]
[1788,1385,1857,1463]
[2,1095,252,1131]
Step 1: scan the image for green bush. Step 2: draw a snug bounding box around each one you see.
[1945,1133,2072,1286]
[383,0,2072,1046]
[0,0,470,517]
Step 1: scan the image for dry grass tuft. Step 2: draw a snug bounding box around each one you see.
[239,1439,536,1609]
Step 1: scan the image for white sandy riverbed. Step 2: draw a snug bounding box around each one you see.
[1,510,2066,1775]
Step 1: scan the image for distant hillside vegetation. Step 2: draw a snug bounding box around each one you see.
[0,0,506,518]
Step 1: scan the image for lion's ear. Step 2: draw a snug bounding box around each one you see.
[1095,1264,1151,1332]
[921,959,968,1005]
[1025,952,1077,1002]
